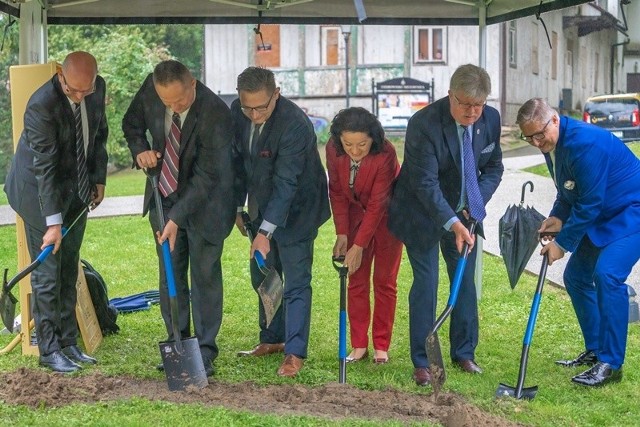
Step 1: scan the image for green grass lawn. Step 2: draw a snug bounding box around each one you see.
[1,216,640,426]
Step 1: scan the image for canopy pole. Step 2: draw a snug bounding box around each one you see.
[475,0,488,300]
[19,0,47,65]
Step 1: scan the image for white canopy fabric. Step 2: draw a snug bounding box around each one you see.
[0,0,591,25]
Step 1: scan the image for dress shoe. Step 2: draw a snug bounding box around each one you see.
[39,350,81,373]
[277,354,304,377]
[346,349,369,363]
[373,349,389,364]
[202,358,215,377]
[156,363,165,372]
[556,350,598,368]
[453,359,483,374]
[62,345,97,364]
[571,362,622,387]
[413,367,431,386]
[237,342,285,357]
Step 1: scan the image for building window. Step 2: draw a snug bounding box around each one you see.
[551,31,558,80]
[508,21,517,68]
[321,26,341,66]
[414,26,446,63]
[254,24,280,68]
[531,23,539,75]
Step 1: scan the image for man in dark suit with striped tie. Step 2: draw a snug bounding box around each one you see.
[123,60,235,377]
[4,51,108,373]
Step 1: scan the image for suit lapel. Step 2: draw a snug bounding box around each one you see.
[444,118,462,174]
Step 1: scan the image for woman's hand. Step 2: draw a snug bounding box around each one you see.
[344,244,364,276]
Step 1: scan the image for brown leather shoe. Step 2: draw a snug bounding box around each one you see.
[277,354,304,377]
[453,359,483,374]
[413,367,431,386]
[237,343,285,357]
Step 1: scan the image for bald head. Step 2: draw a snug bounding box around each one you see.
[59,51,98,103]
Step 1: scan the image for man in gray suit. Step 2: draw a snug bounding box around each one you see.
[123,60,235,377]
[4,51,108,373]
[231,67,330,377]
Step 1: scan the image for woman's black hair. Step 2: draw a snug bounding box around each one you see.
[329,107,385,156]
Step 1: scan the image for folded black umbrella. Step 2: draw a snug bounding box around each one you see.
[499,181,546,289]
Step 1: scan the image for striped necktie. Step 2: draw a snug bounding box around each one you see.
[159,112,182,197]
[74,103,91,204]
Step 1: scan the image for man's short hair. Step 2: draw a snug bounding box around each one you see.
[237,66,276,94]
[153,60,192,86]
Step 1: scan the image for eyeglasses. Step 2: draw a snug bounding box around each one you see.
[452,93,486,110]
[61,73,96,96]
[240,91,275,114]
[520,119,551,142]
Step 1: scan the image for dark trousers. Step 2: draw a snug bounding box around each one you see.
[149,199,224,363]
[249,227,315,358]
[24,199,87,356]
[406,231,479,368]
[564,233,640,369]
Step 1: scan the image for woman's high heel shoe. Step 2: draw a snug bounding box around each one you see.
[346,349,369,363]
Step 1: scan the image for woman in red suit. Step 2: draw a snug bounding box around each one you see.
[326,107,403,364]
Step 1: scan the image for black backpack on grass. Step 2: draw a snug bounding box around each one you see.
[81,259,120,335]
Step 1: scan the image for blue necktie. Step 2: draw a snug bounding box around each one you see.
[462,126,486,222]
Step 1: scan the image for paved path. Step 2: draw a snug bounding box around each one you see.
[1,155,638,296]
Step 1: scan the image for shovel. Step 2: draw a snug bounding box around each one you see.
[1,206,88,332]
[148,173,207,391]
[240,212,283,328]
[496,234,553,400]
[426,220,477,387]
[332,255,348,384]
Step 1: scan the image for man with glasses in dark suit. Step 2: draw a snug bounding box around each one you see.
[4,51,108,372]
[231,66,330,377]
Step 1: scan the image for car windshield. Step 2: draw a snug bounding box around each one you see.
[585,99,639,115]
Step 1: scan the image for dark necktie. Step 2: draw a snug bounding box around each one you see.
[247,124,261,220]
[74,103,91,204]
[462,126,486,222]
[159,112,181,198]
[250,123,261,158]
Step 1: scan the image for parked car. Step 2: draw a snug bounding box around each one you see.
[583,93,640,142]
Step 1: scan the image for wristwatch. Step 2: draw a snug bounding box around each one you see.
[258,228,273,240]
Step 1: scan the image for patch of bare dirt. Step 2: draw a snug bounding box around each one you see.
[0,368,524,427]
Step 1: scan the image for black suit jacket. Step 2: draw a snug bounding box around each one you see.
[4,75,108,229]
[388,96,503,249]
[231,96,330,245]
[122,74,235,244]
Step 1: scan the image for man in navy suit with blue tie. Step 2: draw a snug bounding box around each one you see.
[517,97,640,387]
[388,64,503,386]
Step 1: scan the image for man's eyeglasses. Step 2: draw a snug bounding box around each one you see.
[520,119,551,142]
[452,93,486,110]
[240,90,275,114]
[61,73,96,96]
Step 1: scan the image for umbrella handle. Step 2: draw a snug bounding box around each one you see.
[520,181,534,205]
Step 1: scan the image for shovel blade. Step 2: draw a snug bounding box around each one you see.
[159,336,208,391]
[257,268,283,328]
[0,289,18,333]
[426,332,446,386]
[495,383,538,400]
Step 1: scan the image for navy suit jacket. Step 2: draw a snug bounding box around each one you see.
[231,96,330,245]
[122,74,235,244]
[4,74,108,229]
[547,116,640,251]
[388,96,503,249]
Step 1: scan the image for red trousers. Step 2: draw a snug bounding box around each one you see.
[348,228,402,351]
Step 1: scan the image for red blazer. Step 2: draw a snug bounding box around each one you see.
[326,138,400,248]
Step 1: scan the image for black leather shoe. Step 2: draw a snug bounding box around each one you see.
[571,362,622,387]
[203,359,215,377]
[62,345,97,364]
[156,363,165,372]
[413,367,431,386]
[453,359,483,374]
[556,350,597,368]
[39,350,81,373]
